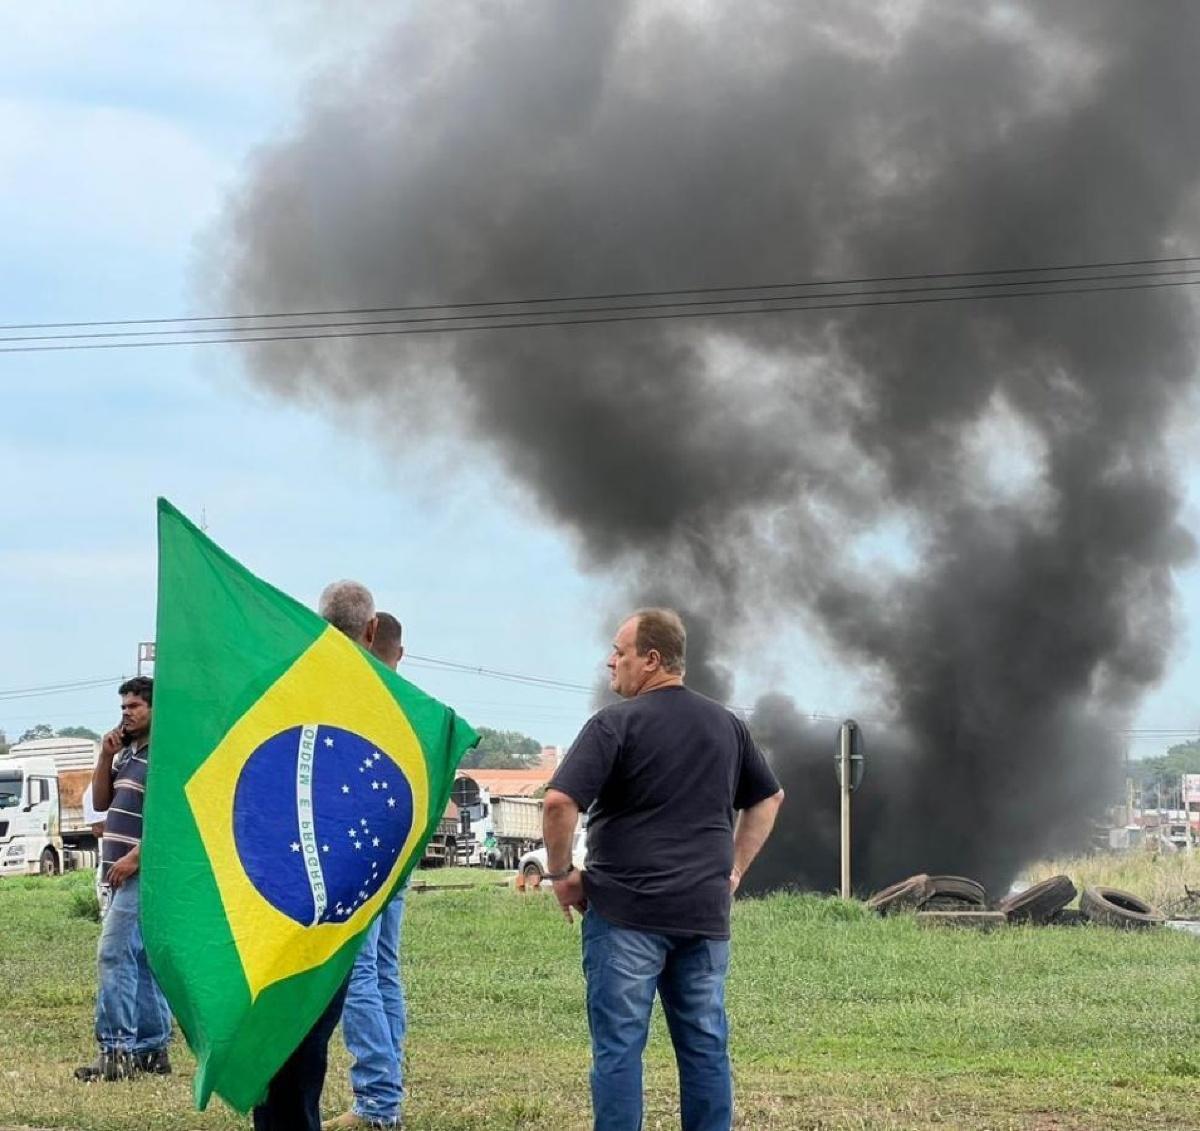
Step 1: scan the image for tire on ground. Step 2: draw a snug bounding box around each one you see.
[998,874,1077,925]
[1079,886,1164,929]
[867,873,933,915]
[39,847,59,876]
[926,875,987,907]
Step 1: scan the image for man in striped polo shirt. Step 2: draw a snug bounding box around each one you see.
[75,676,172,1082]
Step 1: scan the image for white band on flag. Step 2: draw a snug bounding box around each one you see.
[296,724,328,926]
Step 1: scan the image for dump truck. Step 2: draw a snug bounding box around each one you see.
[420,774,547,869]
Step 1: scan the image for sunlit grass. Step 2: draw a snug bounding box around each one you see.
[2,861,1199,1130]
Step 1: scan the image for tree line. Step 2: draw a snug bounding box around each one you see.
[0,722,549,771]
[1131,739,1200,808]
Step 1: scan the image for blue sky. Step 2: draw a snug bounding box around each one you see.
[2,3,1199,758]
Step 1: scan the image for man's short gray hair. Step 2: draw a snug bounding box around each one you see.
[318,580,375,642]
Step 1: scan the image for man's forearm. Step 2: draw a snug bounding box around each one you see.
[733,789,785,876]
[542,789,581,874]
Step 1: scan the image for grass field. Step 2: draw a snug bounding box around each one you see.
[2,863,1199,1131]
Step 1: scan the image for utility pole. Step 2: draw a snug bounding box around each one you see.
[835,720,864,899]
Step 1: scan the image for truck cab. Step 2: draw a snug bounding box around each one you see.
[0,756,63,876]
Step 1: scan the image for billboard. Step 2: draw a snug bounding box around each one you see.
[1184,774,1200,806]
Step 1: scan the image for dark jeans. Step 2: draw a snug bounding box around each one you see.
[253,980,350,1131]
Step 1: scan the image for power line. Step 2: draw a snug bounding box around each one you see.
[404,653,593,693]
[3,276,1198,356]
[0,676,126,702]
[2,253,1197,333]
[4,265,1197,347]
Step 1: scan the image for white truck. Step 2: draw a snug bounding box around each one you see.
[448,774,545,869]
[472,793,545,870]
[0,737,100,877]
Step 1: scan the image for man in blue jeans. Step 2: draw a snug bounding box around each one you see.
[544,608,785,1131]
[324,612,409,1130]
[75,676,173,1082]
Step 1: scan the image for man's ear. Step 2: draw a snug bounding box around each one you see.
[363,615,379,647]
[397,645,405,664]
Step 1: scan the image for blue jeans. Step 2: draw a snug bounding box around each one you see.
[341,886,408,1123]
[94,874,172,1053]
[581,910,732,1131]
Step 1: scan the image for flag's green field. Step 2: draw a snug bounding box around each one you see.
[2,868,1199,1131]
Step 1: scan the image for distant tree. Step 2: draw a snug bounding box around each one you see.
[57,725,102,742]
[1132,740,1200,807]
[459,727,543,770]
[0,729,8,759]
[18,723,54,743]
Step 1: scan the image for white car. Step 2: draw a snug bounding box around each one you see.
[517,825,587,883]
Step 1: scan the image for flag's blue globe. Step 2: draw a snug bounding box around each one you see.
[233,724,414,926]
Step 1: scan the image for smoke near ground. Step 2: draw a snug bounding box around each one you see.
[209,1,1200,894]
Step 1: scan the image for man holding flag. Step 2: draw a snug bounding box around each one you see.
[141,501,476,1125]
[325,611,412,1131]
[254,579,382,1130]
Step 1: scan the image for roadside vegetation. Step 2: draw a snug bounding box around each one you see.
[2,860,1199,1130]
[1025,847,1200,915]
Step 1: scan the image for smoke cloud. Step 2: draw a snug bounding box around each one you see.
[209,0,1200,894]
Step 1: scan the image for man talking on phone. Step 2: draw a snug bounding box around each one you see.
[75,676,172,1082]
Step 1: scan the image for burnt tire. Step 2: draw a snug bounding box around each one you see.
[1079,886,1164,929]
[1049,907,1085,926]
[998,874,1077,925]
[39,847,59,876]
[926,875,986,907]
[867,873,933,916]
[522,862,544,884]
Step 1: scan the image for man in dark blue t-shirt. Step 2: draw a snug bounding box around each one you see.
[544,608,784,1131]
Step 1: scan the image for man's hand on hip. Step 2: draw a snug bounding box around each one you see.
[553,869,587,923]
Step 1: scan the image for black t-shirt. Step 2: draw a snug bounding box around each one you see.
[549,685,781,939]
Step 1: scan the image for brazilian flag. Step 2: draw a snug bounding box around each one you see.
[142,499,477,1112]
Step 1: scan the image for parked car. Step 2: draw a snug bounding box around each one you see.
[517,824,587,883]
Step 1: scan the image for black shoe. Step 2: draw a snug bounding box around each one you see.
[74,1048,135,1082]
[134,1048,172,1075]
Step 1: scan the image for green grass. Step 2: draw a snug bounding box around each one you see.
[2,866,1199,1130]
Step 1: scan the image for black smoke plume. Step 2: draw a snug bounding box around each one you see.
[208,1,1200,894]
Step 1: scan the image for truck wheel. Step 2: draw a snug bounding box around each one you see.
[39,848,59,876]
[867,873,932,916]
[1079,886,1164,929]
[997,874,1076,925]
[925,875,987,908]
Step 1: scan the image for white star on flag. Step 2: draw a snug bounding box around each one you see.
[324,737,334,747]
[341,784,350,794]
[289,842,300,853]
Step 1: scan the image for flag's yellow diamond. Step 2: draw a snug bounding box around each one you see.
[186,627,430,1000]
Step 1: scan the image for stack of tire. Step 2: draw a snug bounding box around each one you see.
[867,872,1166,929]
